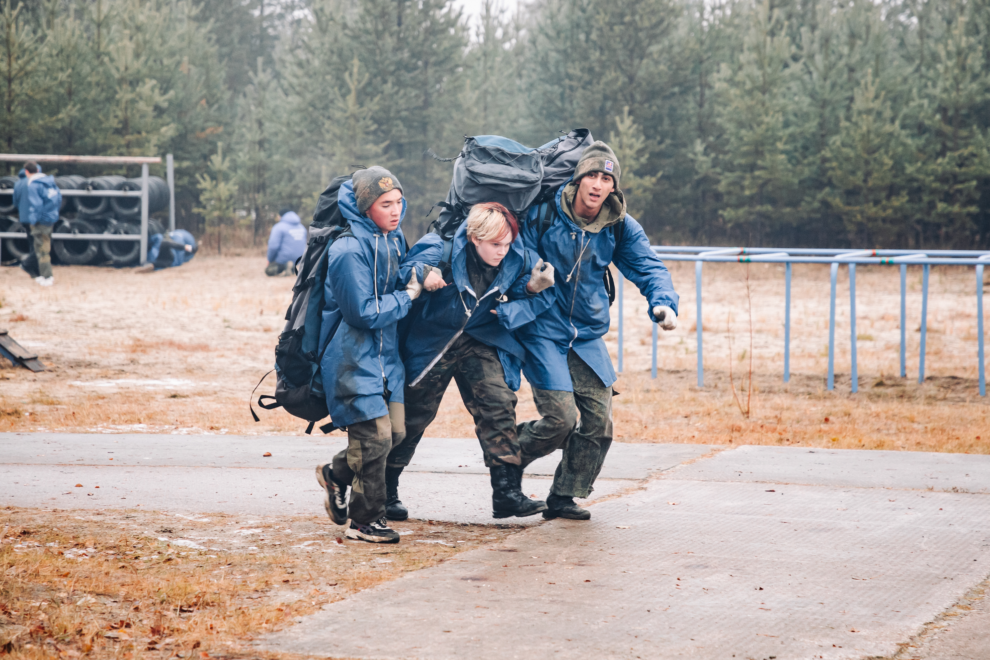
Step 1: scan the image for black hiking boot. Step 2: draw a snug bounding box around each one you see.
[315,463,348,525]
[385,466,409,521]
[490,464,547,519]
[542,494,591,520]
[345,516,400,544]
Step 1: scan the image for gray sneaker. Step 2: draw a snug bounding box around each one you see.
[316,463,348,525]
[345,517,400,544]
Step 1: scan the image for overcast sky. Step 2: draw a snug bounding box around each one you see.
[452,0,524,28]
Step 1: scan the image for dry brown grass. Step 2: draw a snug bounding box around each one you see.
[0,255,987,453]
[0,507,519,660]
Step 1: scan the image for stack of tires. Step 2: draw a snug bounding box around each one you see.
[0,173,169,267]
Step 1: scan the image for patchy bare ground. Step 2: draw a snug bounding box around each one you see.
[0,256,987,453]
[0,507,520,660]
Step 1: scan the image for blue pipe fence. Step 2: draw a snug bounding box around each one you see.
[614,247,990,397]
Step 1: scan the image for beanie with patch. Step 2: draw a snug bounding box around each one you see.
[352,166,403,215]
[573,141,620,188]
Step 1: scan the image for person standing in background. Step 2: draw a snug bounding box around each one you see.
[12,161,61,287]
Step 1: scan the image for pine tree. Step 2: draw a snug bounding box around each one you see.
[609,107,661,222]
[906,11,990,247]
[234,57,285,241]
[195,142,238,254]
[0,0,44,154]
[714,0,800,245]
[462,0,520,136]
[823,71,909,246]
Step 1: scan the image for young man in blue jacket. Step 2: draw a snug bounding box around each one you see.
[384,203,555,521]
[265,208,307,276]
[517,142,679,520]
[12,161,61,286]
[315,167,422,544]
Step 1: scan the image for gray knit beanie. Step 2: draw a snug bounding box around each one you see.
[352,166,403,215]
[573,141,620,188]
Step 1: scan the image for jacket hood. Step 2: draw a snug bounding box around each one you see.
[559,177,626,233]
[279,211,301,225]
[450,221,525,297]
[338,180,406,236]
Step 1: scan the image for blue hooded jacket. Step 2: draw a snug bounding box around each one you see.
[399,223,554,391]
[267,211,307,264]
[318,180,412,428]
[13,170,61,226]
[517,181,679,391]
[148,229,198,269]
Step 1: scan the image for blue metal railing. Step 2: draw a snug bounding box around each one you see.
[614,247,990,397]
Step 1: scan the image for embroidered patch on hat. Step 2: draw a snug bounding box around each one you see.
[380,177,394,191]
[604,160,614,173]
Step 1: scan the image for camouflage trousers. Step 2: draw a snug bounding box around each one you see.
[331,401,406,524]
[31,224,52,279]
[387,337,522,470]
[517,350,613,499]
[265,260,296,277]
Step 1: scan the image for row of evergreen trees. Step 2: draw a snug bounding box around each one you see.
[3,0,989,248]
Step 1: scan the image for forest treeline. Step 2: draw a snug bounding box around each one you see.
[3,0,989,248]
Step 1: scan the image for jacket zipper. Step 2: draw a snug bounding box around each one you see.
[567,230,586,348]
[410,286,500,387]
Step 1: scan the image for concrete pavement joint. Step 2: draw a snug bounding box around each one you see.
[883,575,990,660]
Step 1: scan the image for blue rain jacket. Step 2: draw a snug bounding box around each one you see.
[318,180,411,427]
[13,170,61,226]
[267,211,307,264]
[148,230,198,269]
[517,182,679,391]
[399,223,554,391]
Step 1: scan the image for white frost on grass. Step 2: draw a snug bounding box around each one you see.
[69,378,196,390]
[162,538,206,550]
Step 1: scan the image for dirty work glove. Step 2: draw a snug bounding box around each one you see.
[526,259,555,294]
[653,305,677,330]
[405,270,423,301]
[422,266,446,292]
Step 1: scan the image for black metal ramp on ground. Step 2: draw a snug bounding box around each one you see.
[0,329,45,372]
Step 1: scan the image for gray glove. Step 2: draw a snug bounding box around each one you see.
[526,259,555,294]
[405,270,423,301]
[653,305,677,330]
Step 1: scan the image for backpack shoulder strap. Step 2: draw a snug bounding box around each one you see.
[536,201,555,242]
[438,237,454,281]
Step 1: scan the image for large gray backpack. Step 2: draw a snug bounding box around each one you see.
[428,129,594,276]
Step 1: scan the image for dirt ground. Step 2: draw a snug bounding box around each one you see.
[0,506,519,659]
[0,255,988,453]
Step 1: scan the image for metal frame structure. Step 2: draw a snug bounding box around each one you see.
[0,153,175,266]
[615,247,990,397]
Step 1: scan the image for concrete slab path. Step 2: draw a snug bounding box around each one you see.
[264,446,990,660]
[0,433,709,524]
[3,434,989,658]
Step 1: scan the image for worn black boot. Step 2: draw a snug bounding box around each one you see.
[542,493,591,520]
[490,465,547,519]
[385,466,409,521]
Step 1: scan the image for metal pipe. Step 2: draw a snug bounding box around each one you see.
[919,264,930,384]
[166,153,176,232]
[849,263,858,393]
[653,246,990,258]
[900,264,907,378]
[828,262,838,391]
[617,273,624,373]
[784,262,791,382]
[140,164,149,266]
[978,264,985,397]
[0,153,161,164]
[696,260,703,388]
[0,232,139,241]
[652,322,657,379]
